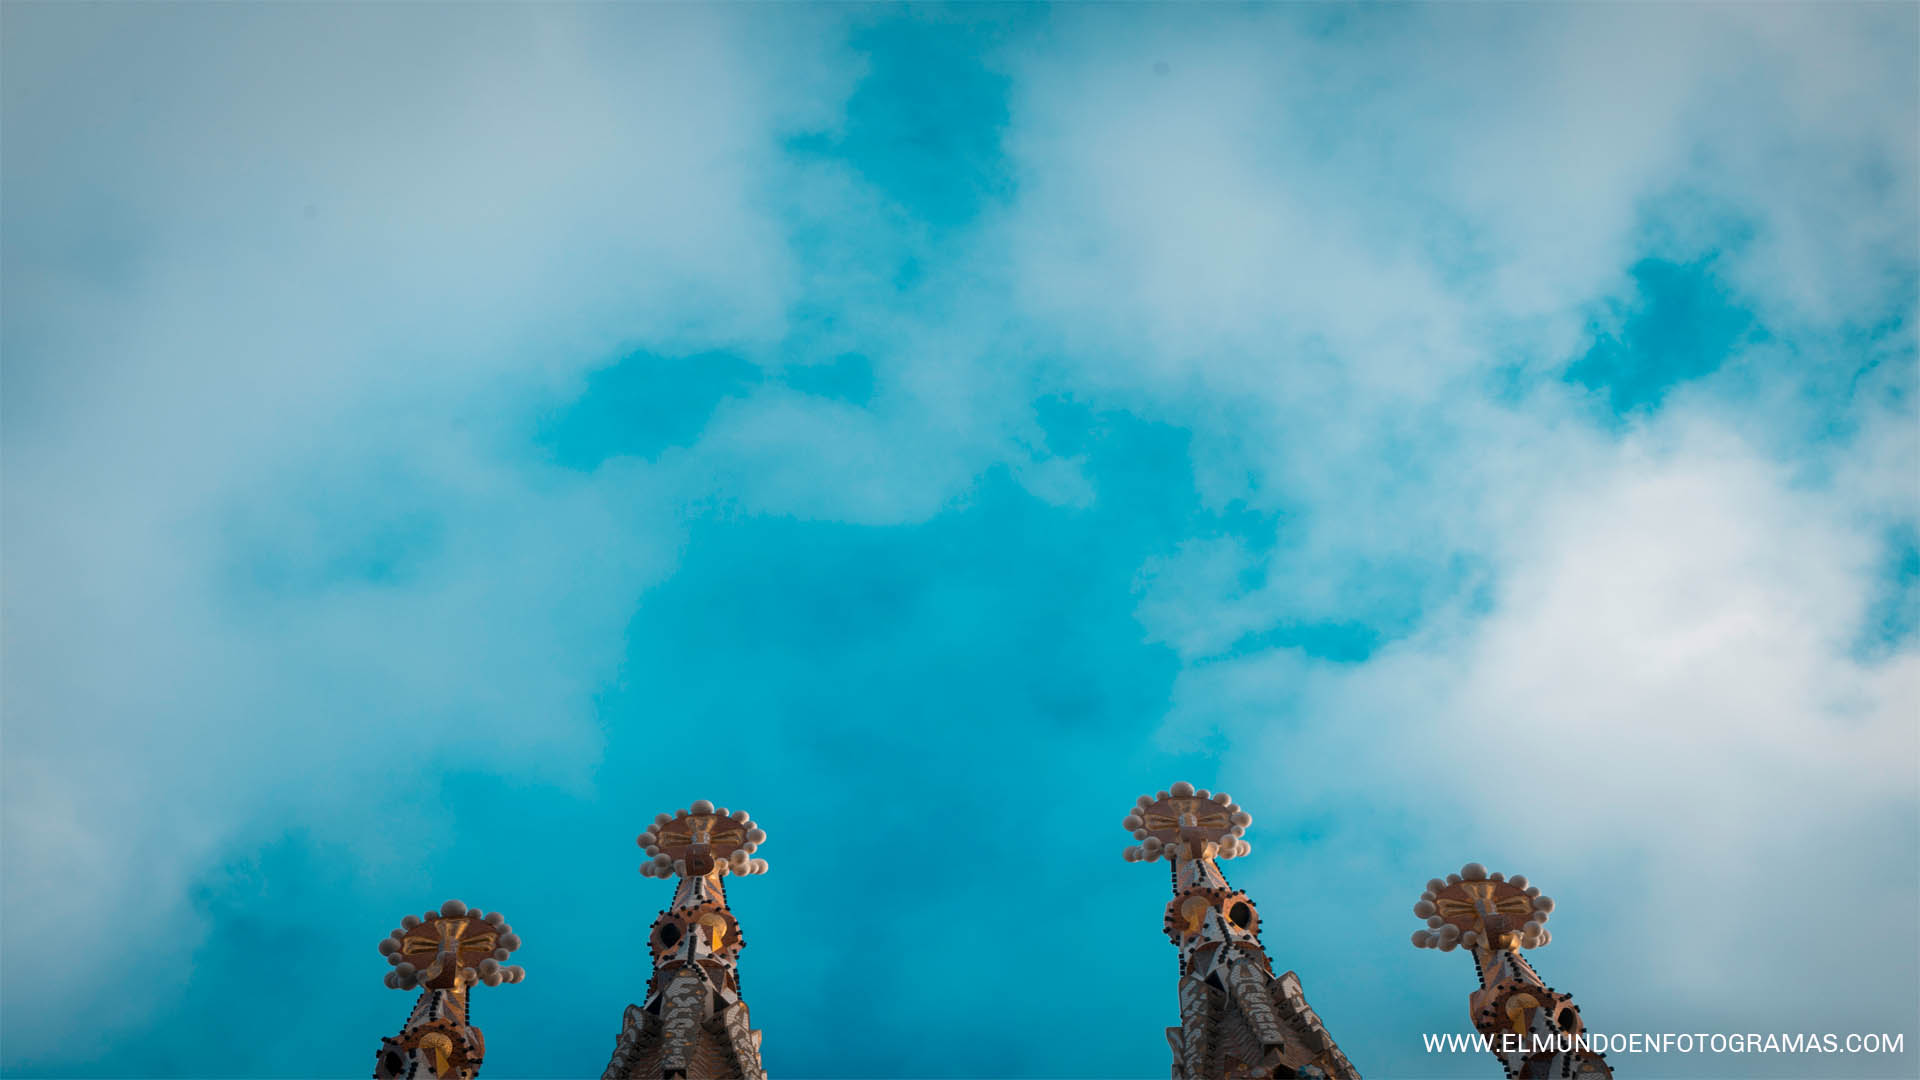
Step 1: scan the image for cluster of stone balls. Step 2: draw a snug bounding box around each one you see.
[636,800,769,879]
[1410,863,1556,952]
[1120,781,1255,863]
[376,900,526,990]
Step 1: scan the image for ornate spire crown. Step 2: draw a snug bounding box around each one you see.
[1122,781,1255,864]
[372,899,526,1079]
[378,899,527,991]
[1410,862,1555,954]
[637,799,769,881]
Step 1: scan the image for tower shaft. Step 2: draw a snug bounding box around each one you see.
[1126,784,1360,1080]
[1464,945,1612,1079]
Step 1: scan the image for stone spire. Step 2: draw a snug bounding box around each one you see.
[603,799,771,1080]
[372,899,527,1079]
[1410,863,1612,1078]
[1123,783,1360,1080]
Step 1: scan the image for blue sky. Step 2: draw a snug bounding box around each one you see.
[2,4,1915,1079]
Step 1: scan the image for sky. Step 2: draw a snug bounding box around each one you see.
[1,3,1915,1079]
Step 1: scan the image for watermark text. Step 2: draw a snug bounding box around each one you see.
[1422,1032,1907,1055]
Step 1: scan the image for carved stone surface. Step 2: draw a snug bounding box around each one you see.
[375,992,487,1080]
[1179,977,1222,1079]
[660,969,710,1072]
[720,1002,769,1080]
[1227,961,1287,1047]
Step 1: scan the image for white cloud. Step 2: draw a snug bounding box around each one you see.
[996,5,1916,1058]
[1161,415,1917,1047]
[1,4,851,1060]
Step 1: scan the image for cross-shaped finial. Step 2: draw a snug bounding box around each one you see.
[1410,863,1557,953]
[1121,781,1254,863]
[376,899,526,991]
[637,799,769,879]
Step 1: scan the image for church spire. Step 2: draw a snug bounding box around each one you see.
[1410,864,1613,1078]
[1124,783,1360,1080]
[372,899,527,1079]
[603,800,771,1080]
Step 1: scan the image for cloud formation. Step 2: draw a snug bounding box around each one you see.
[3,4,1914,1078]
